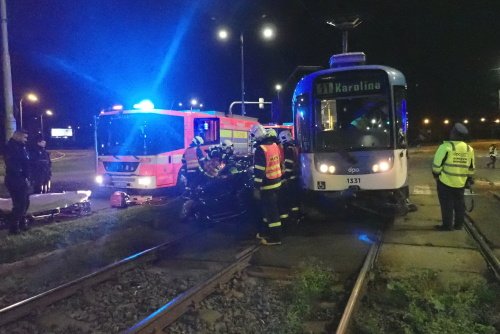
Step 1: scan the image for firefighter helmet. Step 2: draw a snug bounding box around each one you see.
[266,128,277,138]
[192,135,204,146]
[278,130,293,144]
[250,124,267,142]
[221,139,234,152]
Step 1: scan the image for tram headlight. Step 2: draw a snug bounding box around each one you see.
[372,160,391,173]
[95,175,104,184]
[319,163,336,174]
[138,176,152,186]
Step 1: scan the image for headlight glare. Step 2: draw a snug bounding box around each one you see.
[138,177,152,186]
[95,175,104,184]
[319,164,328,173]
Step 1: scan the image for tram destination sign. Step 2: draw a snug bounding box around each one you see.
[315,71,387,98]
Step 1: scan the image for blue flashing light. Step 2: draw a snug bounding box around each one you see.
[283,122,293,126]
[358,233,374,244]
[299,111,305,118]
[133,99,155,110]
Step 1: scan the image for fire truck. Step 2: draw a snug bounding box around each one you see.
[94,104,259,191]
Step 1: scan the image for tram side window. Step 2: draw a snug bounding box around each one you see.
[294,94,311,152]
[393,86,408,148]
[194,118,220,145]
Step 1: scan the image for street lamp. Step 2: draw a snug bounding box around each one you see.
[19,93,38,129]
[41,109,53,135]
[217,24,276,115]
[275,84,282,100]
[190,98,198,110]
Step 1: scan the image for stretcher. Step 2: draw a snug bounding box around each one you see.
[0,190,92,226]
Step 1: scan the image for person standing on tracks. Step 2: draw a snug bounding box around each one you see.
[432,123,475,231]
[29,136,52,194]
[181,136,206,196]
[251,124,283,246]
[4,130,31,234]
[278,129,303,225]
[486,143,497,169]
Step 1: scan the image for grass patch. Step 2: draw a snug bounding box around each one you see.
[283,261,343,333]
[0,199,183,264]
[355,269,500,334]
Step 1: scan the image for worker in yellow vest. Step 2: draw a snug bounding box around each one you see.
[432,123,475,231]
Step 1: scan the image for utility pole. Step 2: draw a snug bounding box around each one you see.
[1,0,15,142]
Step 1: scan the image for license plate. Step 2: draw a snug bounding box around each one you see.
[114,182,128,188]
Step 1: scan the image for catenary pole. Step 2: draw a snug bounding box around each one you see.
[1,0,15,141]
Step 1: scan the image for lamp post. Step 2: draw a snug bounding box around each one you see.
[217,24,275,115]
[19,93,38,129]
[41,109,53,135]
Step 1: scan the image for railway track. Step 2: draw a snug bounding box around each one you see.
[0,232,201,329]
[1,212,381,333]
[464,213,500,281]
[128,229,382,333]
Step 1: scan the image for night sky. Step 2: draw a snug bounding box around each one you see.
[3,0,500,143]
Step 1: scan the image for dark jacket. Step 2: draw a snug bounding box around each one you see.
[4,138,30,181]
[29,145,52,183]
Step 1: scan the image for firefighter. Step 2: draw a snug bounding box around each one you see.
[251,124,283,246]
[278,129,302,224]
[181,136,206,195]
[432,123,475,231]
[201,145,225,179]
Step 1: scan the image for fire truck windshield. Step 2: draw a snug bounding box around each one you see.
[96,113,185,156]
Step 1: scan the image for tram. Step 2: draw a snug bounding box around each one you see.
[292,52,409,214]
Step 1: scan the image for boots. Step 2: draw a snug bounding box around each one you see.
[8,220,20,235]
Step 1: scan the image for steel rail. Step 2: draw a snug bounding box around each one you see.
[125,245,259,334]
[336,232,382,334]
[464,214,500,281]
[0,233,197,326]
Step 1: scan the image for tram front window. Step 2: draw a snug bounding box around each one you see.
[314,96,391,151]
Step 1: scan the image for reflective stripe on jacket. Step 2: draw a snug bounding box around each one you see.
[432,141,475,188]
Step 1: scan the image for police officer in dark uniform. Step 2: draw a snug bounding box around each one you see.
[4,130,31,234]
[432,123,475,231]
[29,136,52,194]
[251,124,283,246]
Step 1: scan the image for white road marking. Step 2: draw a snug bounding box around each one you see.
[413,185,432,195]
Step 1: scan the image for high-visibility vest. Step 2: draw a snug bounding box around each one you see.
[261,143,282,180]
[432,141,475,188]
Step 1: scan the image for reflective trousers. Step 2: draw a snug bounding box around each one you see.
[259,188,282,241]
